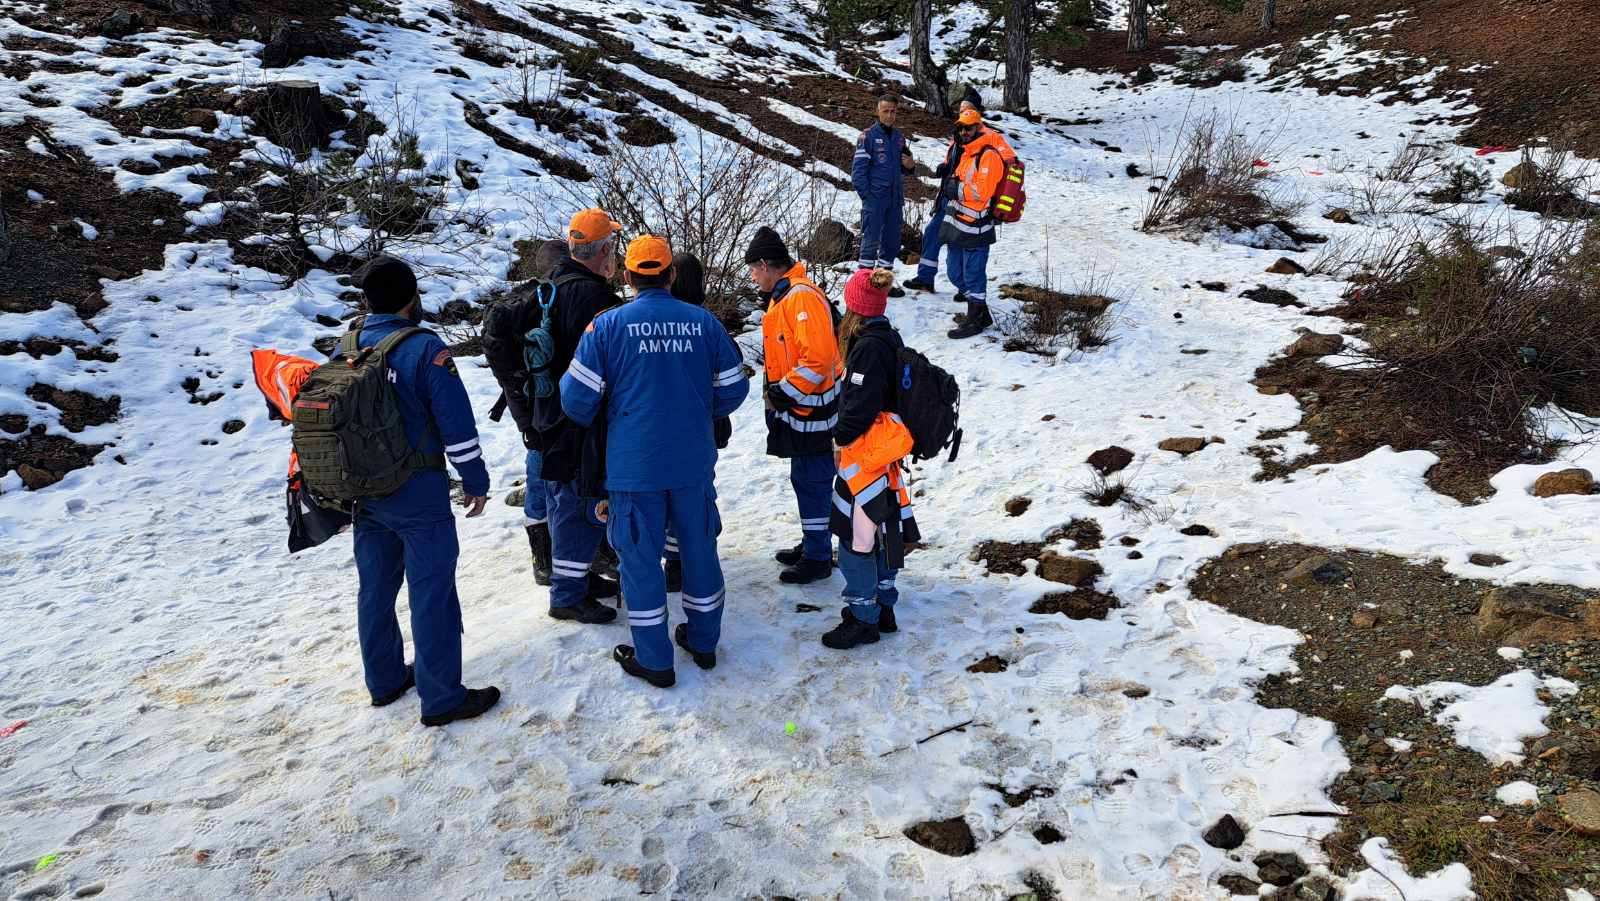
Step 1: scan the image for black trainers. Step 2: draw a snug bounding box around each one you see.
[420,686,501,727]
[550,597,618,624]
[903,277,935,292]
[370,663,415,707]
[779,557,833,585]
[774,542,806,566]
[588,572,620,600]
[674,623,716,670]
[822,610,881,649]
[665,558,683,594]
[614,645,675,688]
[877,605,898,634]
[525,524,552,587]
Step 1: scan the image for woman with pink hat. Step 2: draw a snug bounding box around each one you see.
[821,268,923,649]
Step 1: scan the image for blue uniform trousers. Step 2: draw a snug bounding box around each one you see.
[610,483,726,671]
[946,242,991,306]
[858,194,903,270]
[838,543,899,625]
[545,478,604,610]
[791,454,834,562]
[353,504,466,717]
[916,196,950,285]
[523,448,548,525]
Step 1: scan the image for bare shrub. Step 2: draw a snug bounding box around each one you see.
[1078,468,1175,524]
[1142,109,1303,234]
[531,126,841,330]
[1331,137,1445,218]
[1503,143,1599,219]
[1424,160,1491,205]
[1347,222,1600,471]
[997,242,1121,357]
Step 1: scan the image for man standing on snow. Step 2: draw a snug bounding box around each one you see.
[943,108,1016,340]
[904,88,983,295]
[534,208,626,624]
[561,235,750,689]
[748,226,844,585]
[348,257,500,727]
[853,93,915,297]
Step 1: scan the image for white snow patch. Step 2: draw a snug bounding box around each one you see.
[1498,646,1525,661]
[1495,780,1539,806]
[1384,670,1575,765]
[74,218,98,240]
[1342,838,1474,900]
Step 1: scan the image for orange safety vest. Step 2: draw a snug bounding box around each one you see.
[250,349,319,477]
[836,412,915,520]
[761,262,843,433]
[944,127,1015,245]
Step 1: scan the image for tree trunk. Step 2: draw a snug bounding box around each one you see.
[1003,0,1032,113]
[264,79,328,156]
[0,184,10,266]
[1127,0,1149,52]
[1261,0,1277,30]
[909,0,951,118]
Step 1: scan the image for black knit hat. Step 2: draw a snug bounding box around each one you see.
[743,226,790,266]
[360,255,418,313]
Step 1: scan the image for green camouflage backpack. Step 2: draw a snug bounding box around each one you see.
[291,325,444,507]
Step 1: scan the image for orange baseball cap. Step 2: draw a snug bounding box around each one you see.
[957,108,981,126]
[625,235,673,275]
[567,208,620,245]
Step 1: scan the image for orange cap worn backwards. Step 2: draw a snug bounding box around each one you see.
[625,235,673,275]
[957,108,982,126]
[567,207,620,245]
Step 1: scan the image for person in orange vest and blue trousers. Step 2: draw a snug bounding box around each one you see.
[747,226,844,585]
[943,107,1017,340]
[822,268,921,649]
[560,235,750,688]
[904,87,983,295]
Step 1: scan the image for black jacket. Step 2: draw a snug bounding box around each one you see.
[540,257,620,480]
[482,271,587,448]
[835,317,902,448]
[671,253,734,450]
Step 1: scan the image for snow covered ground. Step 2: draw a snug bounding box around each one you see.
[2,0,1597,898]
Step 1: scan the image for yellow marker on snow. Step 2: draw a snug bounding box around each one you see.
[784,722,797,736]
[35,854,58,872]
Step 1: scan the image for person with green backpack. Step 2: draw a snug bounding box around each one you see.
[292,256,500,727]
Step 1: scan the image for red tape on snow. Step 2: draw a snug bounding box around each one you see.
[0,721,27,739]
[1476,145,1511,156]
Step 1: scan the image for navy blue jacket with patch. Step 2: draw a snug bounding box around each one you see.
[559,288,749,492]
[852,121,909,202]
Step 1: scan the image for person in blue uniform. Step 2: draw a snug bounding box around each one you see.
[561,236,750,689]
[852,93,914,292]
[350,256,500,727]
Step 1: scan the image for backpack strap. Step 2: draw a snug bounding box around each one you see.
[369,326,446,472]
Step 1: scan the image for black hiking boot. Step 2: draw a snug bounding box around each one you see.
[525,524,552,587]
[948,302,992,339]
[779,557,833,585]
[370,663,415,707]
[674,623,716,670]
[877,605,898,634]
[420,686,501,727]
[903,277,935,292]
[822,609,881,649]
[550,597,618,624]
[594,539,620,579]
[887,284,906,298]
[614,645,675,688]
[665,559,683,594]
[588,572,620,600]
[774,542,806,566]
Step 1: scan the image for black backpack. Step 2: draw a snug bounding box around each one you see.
[894,345,962,462]
[291,326,443,507]
[482,273,585,434]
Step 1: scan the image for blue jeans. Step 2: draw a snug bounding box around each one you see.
[946,242,991,305]
[609,483,725,671]
[916,197,949,284]
[790,455,834,562]
[523,448,548,525]
[545,479,604,610]
[353,507,466,717]
[837,543,898,625]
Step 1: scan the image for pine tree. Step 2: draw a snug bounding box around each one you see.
[1004,0,1032,113]
[1261,0,1277,30]
[909,0,951,117]
[1127,0,1149,52]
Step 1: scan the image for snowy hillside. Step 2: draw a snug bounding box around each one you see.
[3,0,1599,899]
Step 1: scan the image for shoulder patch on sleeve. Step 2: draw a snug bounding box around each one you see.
[850,371,865,384]
[432,348,458,376]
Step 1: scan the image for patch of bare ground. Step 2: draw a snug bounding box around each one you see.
[1192,542,1600,900]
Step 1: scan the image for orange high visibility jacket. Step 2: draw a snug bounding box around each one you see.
[251,349,319,476]
[831,412,920,569]
[761,262,843,457]
[942,127,1016,248]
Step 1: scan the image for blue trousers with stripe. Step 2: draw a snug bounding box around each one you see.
[544,478,604,610]
[791,454,834,562]
[523,448,548,525]
[946,242,991,306]
[915,196,950,285]
[610,482,725,672]
[858,194,902,270]
[838,543,898,625]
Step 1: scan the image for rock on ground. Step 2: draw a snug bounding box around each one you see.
[1532,468,1594,498]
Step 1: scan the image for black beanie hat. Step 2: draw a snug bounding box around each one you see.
[961,84,984,112]
[743,226,789,266]
[360,256,418,313]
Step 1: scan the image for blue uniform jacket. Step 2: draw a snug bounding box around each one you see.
[852,121,907,202]
[560,289,749,492]
[357,314,490,518]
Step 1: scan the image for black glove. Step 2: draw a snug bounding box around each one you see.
[934,162,949,179]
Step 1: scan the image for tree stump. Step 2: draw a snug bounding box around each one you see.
[264,79,329,155]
